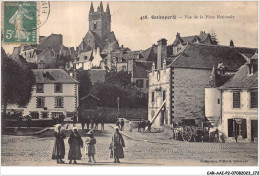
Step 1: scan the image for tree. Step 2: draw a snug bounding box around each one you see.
[91,71,147,108]
[74,70,92,100]
[105,70,131,87]
[2,48,35,129]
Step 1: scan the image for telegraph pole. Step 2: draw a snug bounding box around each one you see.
[117,97,120,119]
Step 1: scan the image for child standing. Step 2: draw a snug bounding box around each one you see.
[85,131,97,163]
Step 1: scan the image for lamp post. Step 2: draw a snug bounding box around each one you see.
[117,97,120,119]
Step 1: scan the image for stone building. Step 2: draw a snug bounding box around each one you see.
[77,2,119,55]
[148,39,256,129]
[172,31,218,56]
[16,34,76,69]
[205,52,258,142]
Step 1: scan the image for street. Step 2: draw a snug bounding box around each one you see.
[1,124,258,166]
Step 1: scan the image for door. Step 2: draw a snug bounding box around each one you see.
[251,120,258,142]
[160,110,165,126]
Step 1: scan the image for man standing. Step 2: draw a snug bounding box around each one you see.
[137,121,141,132]
[27,115,32,129]
[120,119,125,131]
[17,114,22,130]
[101,120,105,131]
[73,114,77,127]
[86,116,90,130]
[111,127,125,163]
[115,119,120,129]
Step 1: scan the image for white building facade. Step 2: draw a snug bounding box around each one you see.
[205,53,258,142]
[7,69,78,120]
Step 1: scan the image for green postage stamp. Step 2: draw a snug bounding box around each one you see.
[3,1,37,44]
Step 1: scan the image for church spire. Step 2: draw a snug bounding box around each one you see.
[106,3,110,13]
[99,1,104,12]
[89,2,94,13]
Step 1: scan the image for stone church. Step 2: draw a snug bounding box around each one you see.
[77,2,119,55]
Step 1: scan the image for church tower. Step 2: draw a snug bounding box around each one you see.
[89,2,111,42]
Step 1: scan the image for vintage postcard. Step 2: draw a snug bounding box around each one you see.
[1,0,259,174]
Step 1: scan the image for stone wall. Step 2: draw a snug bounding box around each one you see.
[172,67,211,126]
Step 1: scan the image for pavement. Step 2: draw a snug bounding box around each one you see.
[1,123,258,166]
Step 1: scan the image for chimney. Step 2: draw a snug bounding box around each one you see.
[176,32,180,39]
[38,60,46,69]
[157,38,167,70]
[230,40,234,47]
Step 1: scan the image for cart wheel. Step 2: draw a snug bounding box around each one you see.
[182,126,193,142]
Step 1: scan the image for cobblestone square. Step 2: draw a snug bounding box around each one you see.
[1,124,258,166]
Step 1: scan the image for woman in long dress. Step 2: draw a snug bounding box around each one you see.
[111,127,125,163]
[52,124,66,164]
[68,127,83,164]
[85,131,96,163]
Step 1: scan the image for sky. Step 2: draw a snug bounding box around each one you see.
[2,1,258,54]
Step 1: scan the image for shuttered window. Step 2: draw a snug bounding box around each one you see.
[228,119,233,137]
[30,112,39,119]
[163,90,166,101]
[233,92,240,108]
[152,92,155,102]
[250,91,258,108]
[241,119,247,138]
[55,97,64,108]
[42,112,48,118]
[36,97,45,108]
[228,118,247,138]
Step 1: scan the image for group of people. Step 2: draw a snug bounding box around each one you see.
[52,124,125,164]
[16,114,32,129]
[81,119,105,131]
[137,120,152,133]
[115,119,125,131]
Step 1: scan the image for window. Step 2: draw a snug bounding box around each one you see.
[94,22,97,30]
[30,112,39,119]
[42,112,48,118]
[233,92,240,108]
[217,98,220,104]
[55,97,63,108]
[52,112,63,119]
[251,91,258,108]
[152,92,155,102]
[136,79,144,88]
[36,84,44,93]
[36,97,45,108]
[228,118,247,138]
[146,80,149,88]
[54,83,63,93]
[163,90,166,101]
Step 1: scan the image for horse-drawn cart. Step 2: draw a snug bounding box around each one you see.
[173,119,211,142]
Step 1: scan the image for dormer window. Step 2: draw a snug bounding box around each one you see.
[247,64,257,75]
